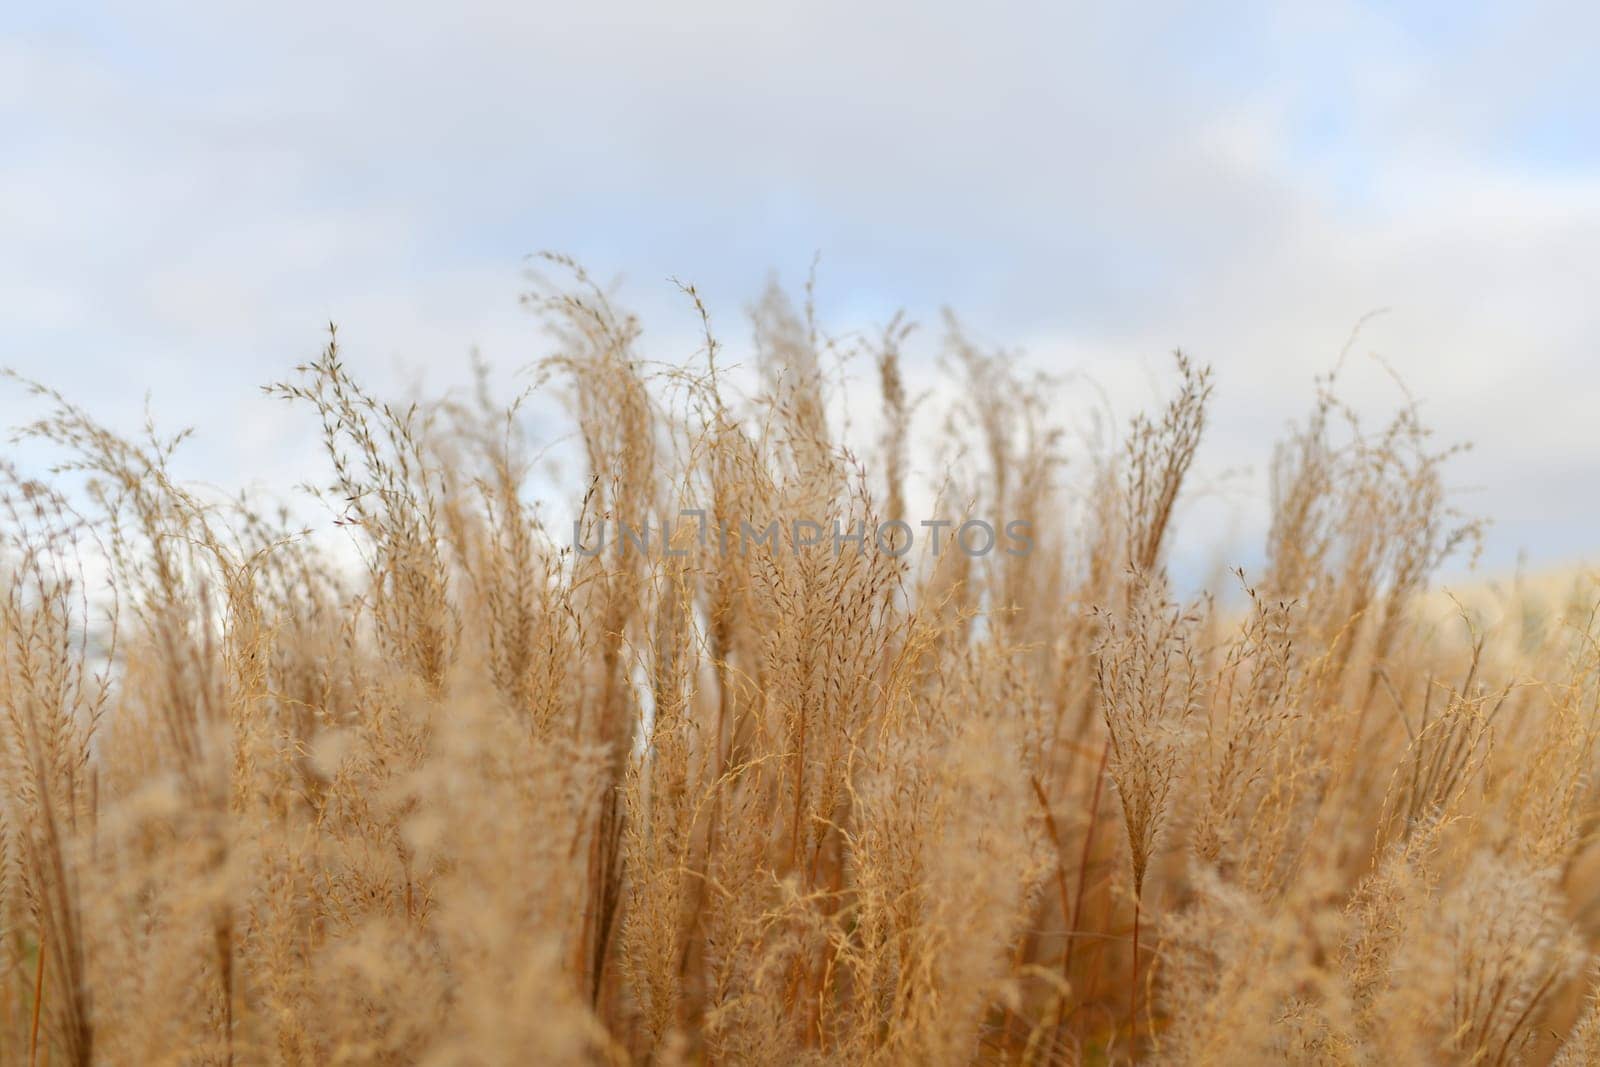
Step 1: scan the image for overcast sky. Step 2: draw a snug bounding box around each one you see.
[5,1,1598,581]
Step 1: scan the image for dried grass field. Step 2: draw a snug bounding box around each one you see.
[4,259,1600,1065]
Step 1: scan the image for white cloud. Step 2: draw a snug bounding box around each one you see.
[3,0,1597,579]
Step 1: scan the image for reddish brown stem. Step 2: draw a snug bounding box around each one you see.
[1130,896,1141,1063]
[1065,741,1111,983]
[29,931,45,1067]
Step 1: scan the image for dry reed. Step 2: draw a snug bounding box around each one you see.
[1,264,1597,1066]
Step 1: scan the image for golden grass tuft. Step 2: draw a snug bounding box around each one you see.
[2,264,1599,1065]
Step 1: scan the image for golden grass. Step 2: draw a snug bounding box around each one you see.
[2,258,1599,1064]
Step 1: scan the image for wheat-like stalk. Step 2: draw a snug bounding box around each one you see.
[0,265,1594,1066]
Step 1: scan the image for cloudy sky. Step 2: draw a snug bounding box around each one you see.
[5,1,1598,580]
